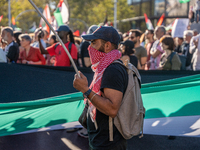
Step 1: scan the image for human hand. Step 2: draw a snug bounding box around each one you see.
[22,60,27,64]
[28,61,34,64]
[73,71,89,93]
[194,39,198,48]
[37,28,43,39]
[19,46,25,52]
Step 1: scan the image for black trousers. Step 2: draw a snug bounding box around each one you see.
[89,139,127,150]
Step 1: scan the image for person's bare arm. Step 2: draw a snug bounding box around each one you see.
[120,55,130,64]
[140,57,147,70]
[28,61,42,65]
[73,71,122,118]
[84,57,92,67]
[151,50,161,58]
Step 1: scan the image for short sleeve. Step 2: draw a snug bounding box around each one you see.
[47,43,57,56]
[141,47,147,57]
[70,44,78,60]
[100,63,128,94]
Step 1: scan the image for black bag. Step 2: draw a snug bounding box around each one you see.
[78,100,89,129]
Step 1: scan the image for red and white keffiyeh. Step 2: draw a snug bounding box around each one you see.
[86,45,121,122]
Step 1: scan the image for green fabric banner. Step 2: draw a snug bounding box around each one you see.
[0,74,200,137]
[179,0,190,3]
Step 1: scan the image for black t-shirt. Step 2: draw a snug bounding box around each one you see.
[87,62,128,150]
[130,55,138,68]
[180,42,193,67]
[7,41,19,63]
[80,41,90,68]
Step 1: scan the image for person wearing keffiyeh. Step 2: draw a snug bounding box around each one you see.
[73,26,128,150]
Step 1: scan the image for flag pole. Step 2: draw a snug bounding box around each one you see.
[28,0,80,77]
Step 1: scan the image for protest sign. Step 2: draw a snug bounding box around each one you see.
[171,18,189,38]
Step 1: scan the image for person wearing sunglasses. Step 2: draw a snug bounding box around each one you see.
[128,29,147,70]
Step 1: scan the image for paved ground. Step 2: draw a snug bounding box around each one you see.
[0,129,199,150]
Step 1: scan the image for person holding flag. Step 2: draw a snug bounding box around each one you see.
[38,25,78,67]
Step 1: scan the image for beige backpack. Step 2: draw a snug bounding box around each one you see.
[109,60,145,141]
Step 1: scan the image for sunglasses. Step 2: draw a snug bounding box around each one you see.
[129,36,136,39]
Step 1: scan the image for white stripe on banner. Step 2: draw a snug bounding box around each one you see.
[144,115,200,137]
[15,115,200,137]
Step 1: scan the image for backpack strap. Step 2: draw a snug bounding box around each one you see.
[109,116,113,141]
[112,59,142,88]
[54,43,59,49]
[169,52,176,65]
[54,42,72,53]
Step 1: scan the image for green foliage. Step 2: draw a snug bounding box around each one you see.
[0,0,136,33]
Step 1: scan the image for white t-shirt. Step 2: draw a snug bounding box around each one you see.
[0,48,7,63]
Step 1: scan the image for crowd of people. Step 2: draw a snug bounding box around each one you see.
[0,22,199,71]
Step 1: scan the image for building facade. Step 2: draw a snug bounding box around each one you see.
[127,0,196,30]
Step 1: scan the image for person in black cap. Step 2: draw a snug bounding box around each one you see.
[38,25,78,66]
[73,26,128,150]
[120,40,139,68]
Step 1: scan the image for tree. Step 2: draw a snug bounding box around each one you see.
[0,0,136,33]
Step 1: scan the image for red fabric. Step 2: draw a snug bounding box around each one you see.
[87,45,122,122]
[157,13,165,26]
[47,42,78,66]
[73,30,80,37]
[19,47,46,65]
[0,15,3,22]
[144,13,148,23]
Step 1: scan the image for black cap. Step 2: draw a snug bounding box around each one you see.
[56,25,70,32]
[82,26,120,45]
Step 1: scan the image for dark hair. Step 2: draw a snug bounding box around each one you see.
[178,37,184,41]
[148,29,154,34]
[50,35,57,44]
[122,40,135,55]
[101,39,118,50]
[2,26,13,36]
[14,31,22,46]
[160,36,174,51]
[129,29,142,37]
[68,30,75,44]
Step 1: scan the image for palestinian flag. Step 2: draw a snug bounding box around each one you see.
[179,0,190,3]
[165,20,175,31]
[54,0,69,26]
[0,64,200,137]
[144,13,154,30]
[39,4,51,33]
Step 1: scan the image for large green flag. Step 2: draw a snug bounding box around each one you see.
[179,0,190,3]
[0,74,200,137]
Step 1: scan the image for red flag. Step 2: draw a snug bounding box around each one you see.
[12,17,16,26]
[73,30,80,37]
[39,4,51,33]
[0,15,3,22]
[157,13,165,26]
